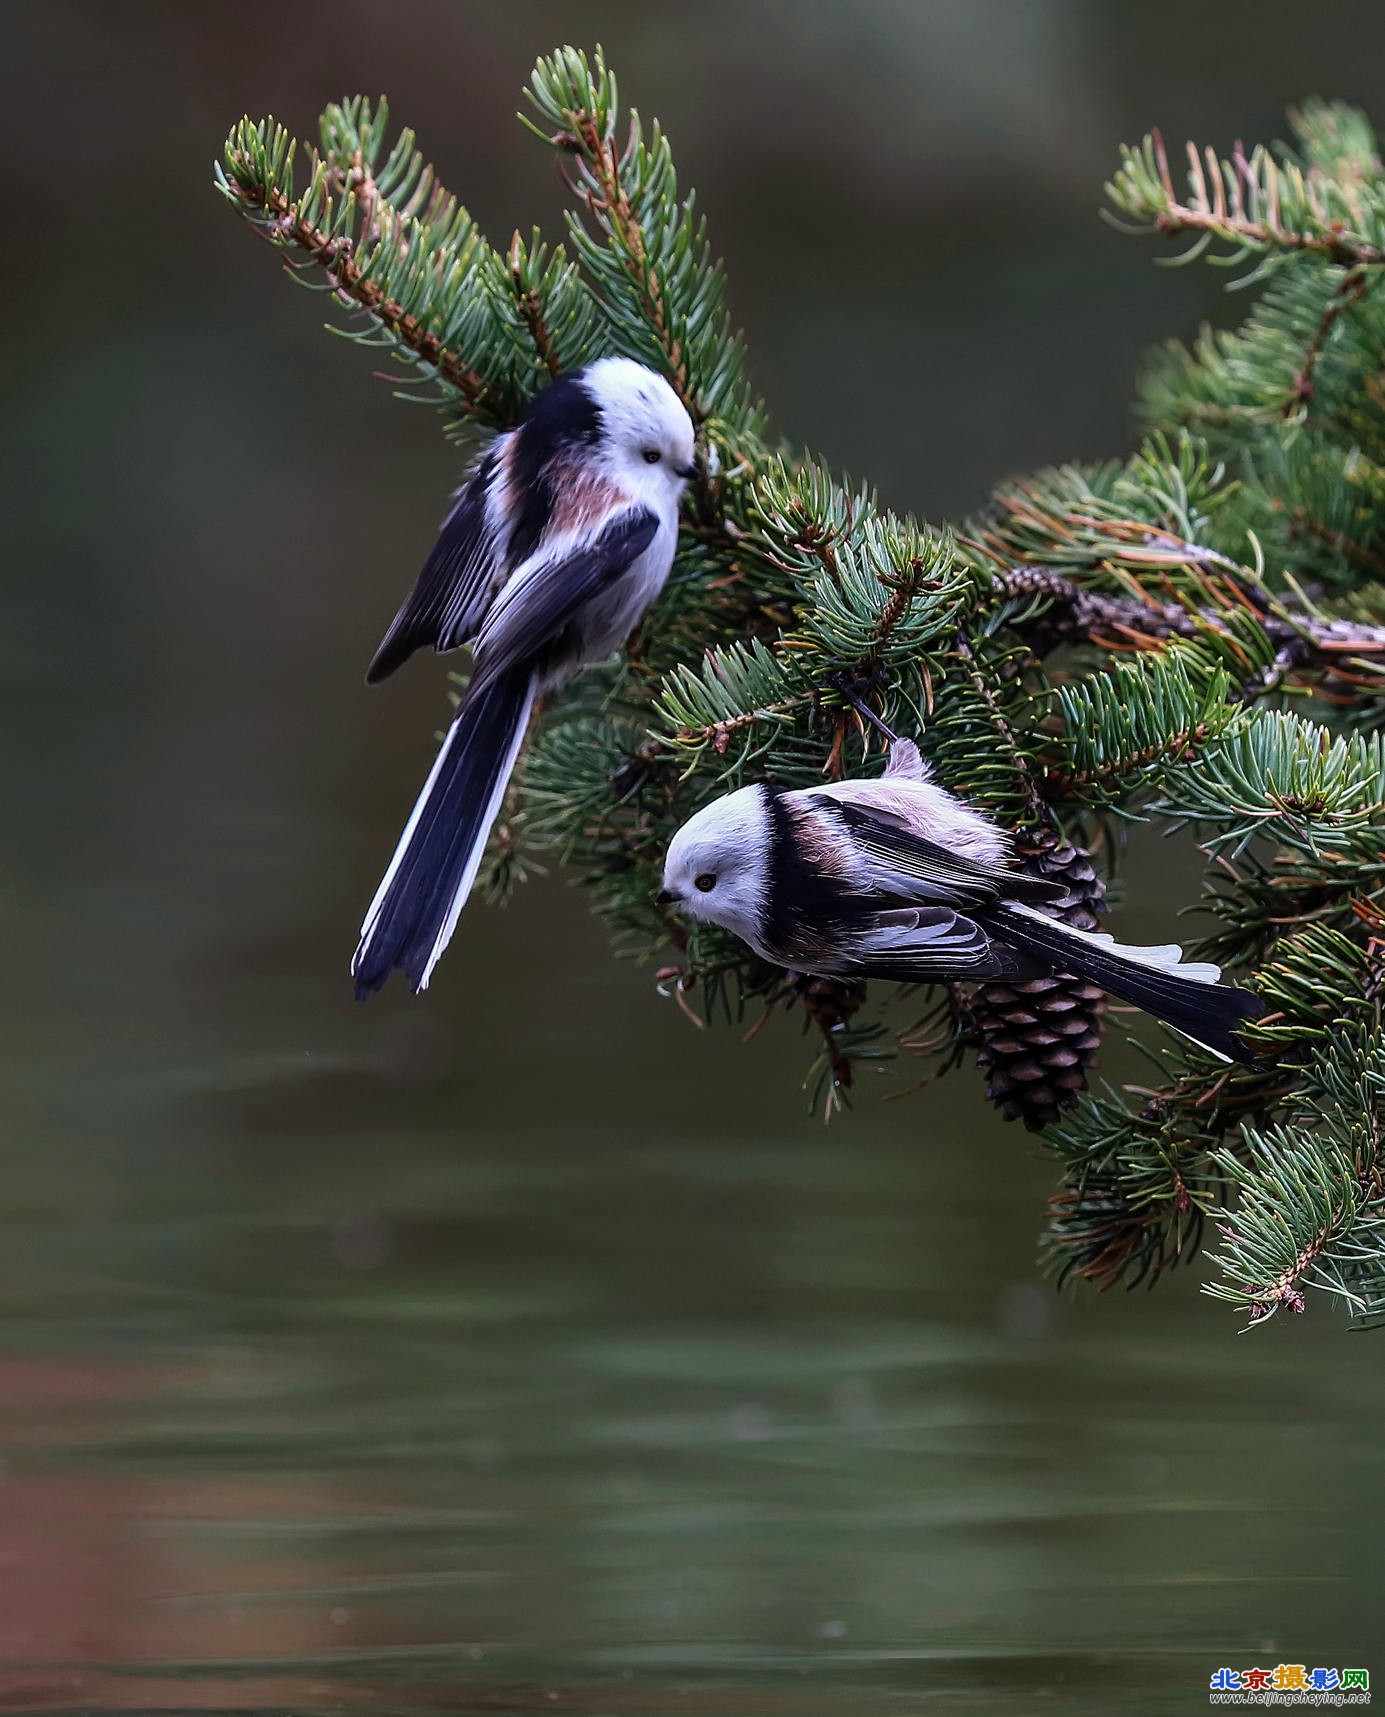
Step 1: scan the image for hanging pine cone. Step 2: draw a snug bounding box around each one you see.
[783,972,868,1088]
[969,829,1108,1131]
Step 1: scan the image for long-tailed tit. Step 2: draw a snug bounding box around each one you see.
[660,737,1263,1062]
[354,357,695,996]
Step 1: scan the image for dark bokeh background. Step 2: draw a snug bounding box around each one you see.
[3,4,1384,1713]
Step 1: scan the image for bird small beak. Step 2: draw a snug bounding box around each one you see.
[656,888,679,906]
[677,463,697,481]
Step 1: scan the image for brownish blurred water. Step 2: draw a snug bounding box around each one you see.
[3,4,1385,1712]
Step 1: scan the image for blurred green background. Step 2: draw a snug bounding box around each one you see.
[3,3,1384,1712]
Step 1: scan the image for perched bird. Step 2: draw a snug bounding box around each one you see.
[354,357,696,996]
[660,736,1263,1062]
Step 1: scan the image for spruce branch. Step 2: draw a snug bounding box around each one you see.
[522,46,763,450]
[1043,1098,1217,1294]
[961,433,1247,592]
[1120,107,1385,591]
[216,103,619,434]
[218,71,1385,1328]
[990,562,1385,699]
[503,231,562,380]
[951,626,1047,819]
[1153,714,1385,858]
[1284,265,1372,414]
[1107,122,1385,272]
[1204,1031,1385,1324]
[1047,652,1244,802]
[1279,496,1385,582]
[1288,99,1383,185]
[217,112,500,417]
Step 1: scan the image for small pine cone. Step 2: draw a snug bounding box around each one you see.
[745,963,868,1045]
[792,973,867,1031]
[784,972,868,1088]
[970,829,1108,1132]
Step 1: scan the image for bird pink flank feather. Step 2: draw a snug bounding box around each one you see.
[547,460,627,536]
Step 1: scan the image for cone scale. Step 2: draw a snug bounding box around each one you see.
[971,830,1108,1132]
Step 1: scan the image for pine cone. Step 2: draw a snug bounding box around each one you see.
[790,972,867,1027]
[787,972,868,1087]
[970,829,1108,1131]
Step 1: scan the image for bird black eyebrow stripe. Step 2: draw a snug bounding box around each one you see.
[507,372,604,568]
[764,786,824,913]
[762,786,863,946]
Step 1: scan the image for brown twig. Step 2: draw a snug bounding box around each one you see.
[1285,266,1373,414]
[782,973,868,1092]
[952,626,1048,819]
[988,564,1385,703]
[560,112,691,413]
[871,556,943,658]
[1245,1226,1337,1319]
[226,171,495,414]
[669,692,815,755]
[1146,130,1385,268]
[1279,507,1385,580]
[325,148,387,246]
[507,231,562,378]
[1044,724,1213,799]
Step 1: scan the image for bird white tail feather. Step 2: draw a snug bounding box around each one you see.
[415,679,535,990]
[359,716,464,949]
[1006,902,1222,985]
[352,671,536,996]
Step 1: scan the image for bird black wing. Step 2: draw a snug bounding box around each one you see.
[467,508,659,699]
[366,448,504,684]
[810,797,1066,908]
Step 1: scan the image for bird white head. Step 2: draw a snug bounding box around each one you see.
[659,784,772,940]
[583,357,697,506]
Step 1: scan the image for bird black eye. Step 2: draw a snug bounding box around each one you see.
[642,448,661,464]
[694,873,716,893]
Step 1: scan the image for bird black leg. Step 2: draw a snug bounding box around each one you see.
[832,673,901,744]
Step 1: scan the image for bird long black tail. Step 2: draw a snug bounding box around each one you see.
[986,903,1264,1063]
[352,666,536,997]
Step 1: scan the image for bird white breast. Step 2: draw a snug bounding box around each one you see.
[545,509,679,690]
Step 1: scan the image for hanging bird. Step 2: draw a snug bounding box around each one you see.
[659,735,1263,1063]
[354,357,696,996]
